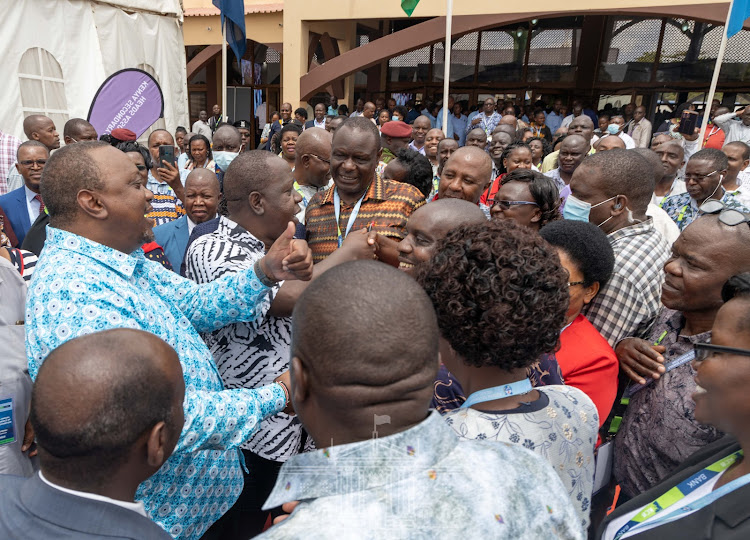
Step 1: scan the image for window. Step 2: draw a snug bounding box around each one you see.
[18,48,69,131]
[598,18,662,83]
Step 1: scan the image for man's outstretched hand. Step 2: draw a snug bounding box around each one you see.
[262,222,314,282]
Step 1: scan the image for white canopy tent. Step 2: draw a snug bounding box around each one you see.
[1,0,189,141]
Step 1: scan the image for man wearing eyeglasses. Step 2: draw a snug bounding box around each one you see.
[613,212,750,498]
[0,141,49,246]
[661,148,750,231]
[291,129,333,225]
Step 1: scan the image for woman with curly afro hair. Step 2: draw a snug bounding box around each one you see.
[417,219,599,529]
[489,168,561,230]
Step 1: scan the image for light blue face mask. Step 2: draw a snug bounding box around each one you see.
[563,194,617,224]
[607,124,621,135]
[213,150,239,172]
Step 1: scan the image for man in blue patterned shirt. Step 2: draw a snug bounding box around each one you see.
[258,261,583,539]
[661,148,750,231]
[25,142,313,539]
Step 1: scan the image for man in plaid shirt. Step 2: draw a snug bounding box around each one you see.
[567,149,670,349]
[0,128,21,195]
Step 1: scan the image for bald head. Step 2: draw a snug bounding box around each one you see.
[223,150,283,204]
[185,168,219,191]
[63,118,97,144]
[493,124,517,140]
[465,127,488,148]
[631,147,663,184]
[212,125,242,152]
[31,329,184,486]
[24,114,60,150]
[500,115,518,126]
[291,260,439,444]
[595,135,626,152]
[438,146,493,203]
[295,127,332,158]
[294,128,333,187]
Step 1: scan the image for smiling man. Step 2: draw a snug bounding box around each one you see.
[544,134,589,192]
[26,141,314,539]
[613,214,750,498]
[409,115,432,155]
[661,148,750,231]
[305,117,424,264]
[435,146,493,211]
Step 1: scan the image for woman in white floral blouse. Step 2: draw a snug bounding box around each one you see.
[416,218,599,530]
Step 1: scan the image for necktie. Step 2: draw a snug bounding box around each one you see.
[34,194,45,215]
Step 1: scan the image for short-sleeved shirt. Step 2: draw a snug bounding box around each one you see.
[660,190,750,231]
[305,173,425,263]
[146,170,189,227]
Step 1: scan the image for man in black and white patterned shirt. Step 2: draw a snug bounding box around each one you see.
[186,150,377,539]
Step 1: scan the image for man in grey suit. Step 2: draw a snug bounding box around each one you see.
[0,328,184,539]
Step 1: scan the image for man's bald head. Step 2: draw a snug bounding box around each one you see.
[291,261,439,444]
[185,168,220,192]
[212,125,242,152]
[493,124,517,140]
[438,146,493,203]
[465,127,488,148]
[31,329,184,486]
[24,114,60,150]
[223,150,282,205]
[295,127,332,159]
[631,147,663,184]
[63,118,97,144]
[595,135,626,152]
[499,115,518,127]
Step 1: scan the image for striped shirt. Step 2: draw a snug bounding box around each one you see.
[186,217,306,461]
[146,170,188,227]
[305,173,425,263]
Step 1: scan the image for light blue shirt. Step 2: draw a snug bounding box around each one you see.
[546,111,564,134]
[26,227,287,540]
[178,152,189,170]
[258,412,584,539]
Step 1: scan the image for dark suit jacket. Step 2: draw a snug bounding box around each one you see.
[597,436,750,540]
[305,120,325,130]
[0,473,172,539]
[0,187,32,247]
[20,212,48,256]
[153,215,189,273]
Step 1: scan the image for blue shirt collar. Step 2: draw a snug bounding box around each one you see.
[46,226,144,278]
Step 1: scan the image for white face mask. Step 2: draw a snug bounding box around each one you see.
[213,150,239,173]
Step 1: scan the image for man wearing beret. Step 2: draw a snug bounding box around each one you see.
[377,121,413,175]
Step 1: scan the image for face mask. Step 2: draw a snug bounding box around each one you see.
[607,124,621,135]
[563,194,617,223]
[393,115,401,121]
[213,150,239,172]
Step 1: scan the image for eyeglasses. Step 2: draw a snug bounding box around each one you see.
[694,342,750,362]
[19,159,47,167]
[699,199,750,227]
[684,170,718,183]
[305,153,330,165]
[568,281,586,287]
[491,199,539,210]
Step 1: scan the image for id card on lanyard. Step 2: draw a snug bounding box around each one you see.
[334,187,367,248]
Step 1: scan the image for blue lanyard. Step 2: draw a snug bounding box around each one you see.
[613,450,747,539]
[460,378,533,409]
[625,350,694,397]
[333,187,367,248]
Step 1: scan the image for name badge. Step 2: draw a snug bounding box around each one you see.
[0,398,15,446]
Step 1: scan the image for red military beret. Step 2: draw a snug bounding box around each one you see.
[110,128,137,141]
[380,121,412,138]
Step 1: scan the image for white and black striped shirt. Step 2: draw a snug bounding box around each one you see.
[185,216,306,462]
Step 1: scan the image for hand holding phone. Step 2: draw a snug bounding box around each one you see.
[158,145,176,168]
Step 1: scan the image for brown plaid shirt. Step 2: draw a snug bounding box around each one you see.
[305,173,425,263]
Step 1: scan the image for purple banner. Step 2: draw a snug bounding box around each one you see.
[87,69,164,138]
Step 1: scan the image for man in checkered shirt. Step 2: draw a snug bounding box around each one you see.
[0,128,22,195]
[568,149,670,349]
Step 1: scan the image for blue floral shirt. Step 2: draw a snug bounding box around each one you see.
[660,190,750,231]
[444,386,598,530]
[258,412,584,539]
[25,227,286,540]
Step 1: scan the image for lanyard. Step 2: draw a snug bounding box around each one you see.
[460,378,533,409]
[293,181,306,199]
[625,349,695,397]
[676,203,689,223]
[613,450,745,540]
[333,187,367,248]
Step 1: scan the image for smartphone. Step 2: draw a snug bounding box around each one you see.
[678,110,699,135]
[158,145,176,167]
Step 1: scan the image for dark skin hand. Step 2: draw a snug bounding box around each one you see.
[374,234,401,268]
[156,160,186,203]
[262,222,314,282]
[616,337,667,384]
[273,371,294,415]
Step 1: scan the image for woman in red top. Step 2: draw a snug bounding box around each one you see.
[539,219,619,427]
[479,142,533,206]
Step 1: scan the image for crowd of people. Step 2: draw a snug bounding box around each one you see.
[1,90,750,540]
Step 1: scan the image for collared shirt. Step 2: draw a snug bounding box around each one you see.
[546,111,564,134]
[628,118,653,148]
[444,386,598,529]
[294,180,332,224]
[305,173,425,263]
[327,106,338,116]
[544,168,566,192]
[651,179,687,206]
[258,412,584,539]
[146,170,189,227]
[582,219,670,347]
[187,216,199,236]
[660,190,750,231]
[39,472,147,517]
[191,120,213,142]
[452,114,468,145]
[713,111,750,144]
[26,227,286,540]
[614,309,719,497]
[186,217,307,462]
[466,111,502,136]
[314,118,326,129]
[24,185,42,225]
[0,130,21,195]
[408,141,426,155]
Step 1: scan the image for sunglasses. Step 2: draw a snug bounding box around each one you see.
[694,342,750,362]
[19,159,47,167]
[491,199,538,210]
[699,199,750,227]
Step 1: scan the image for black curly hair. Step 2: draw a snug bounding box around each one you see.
[115,141,153,170]
[539,220,615,288]
[499,169,561,228]
[416,219,569,370]
[394,148,433,198]
[527,136,552,161]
